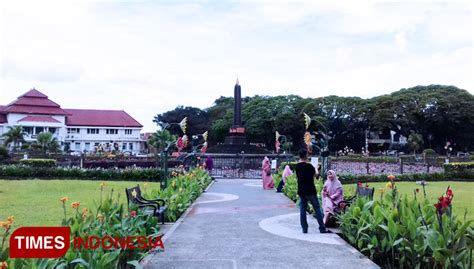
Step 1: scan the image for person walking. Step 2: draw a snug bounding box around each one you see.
[295,148,331,234]
[262,156,275,190]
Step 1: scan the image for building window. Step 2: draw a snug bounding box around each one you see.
[122,143,127,150]
[67,128,80,134]
[129,143,133,151]
[106,129,118,135]
[35,127,45,134]
[24,126,34,135]
[85,143,90,151]
[125,129,133,135]
[75,142,81,151]
[48,128,56,134]
[87,128,99,134]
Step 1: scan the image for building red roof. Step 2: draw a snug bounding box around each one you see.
[64,109,143,127]
[3,89,68,115]
[18,115,61,123]
[1,89,143,128]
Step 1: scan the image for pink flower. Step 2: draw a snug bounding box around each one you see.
[130,211,137,218]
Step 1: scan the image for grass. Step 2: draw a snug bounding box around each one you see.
[0,179,161,228]
[343,181,474,221]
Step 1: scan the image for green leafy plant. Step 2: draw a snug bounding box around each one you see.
[339,185,473,268]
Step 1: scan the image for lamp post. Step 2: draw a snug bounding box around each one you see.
[303,113,331,180]
[275,132,290,167]
[157,117,188,189]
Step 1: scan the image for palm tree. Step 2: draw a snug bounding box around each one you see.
[36,132,60,154]
[148,129,175,152]
[2,126,26,151]
[408,133,424,156]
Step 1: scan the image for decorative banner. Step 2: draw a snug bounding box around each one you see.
[202,131,208,142]
[304,131,312,153]
[182,135,189,148]
[275,131,281,153]
[201,142,208,153]
[176,136,186,151]
[179,117,188,134]
[303,113,311,130]
[275,140,281,153]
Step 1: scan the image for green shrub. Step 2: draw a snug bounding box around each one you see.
[339,187,473,268]
[0,146,8,161]
[423,148,436,156]
[0,165,164,181]
[444,162,474,179]
[19,158,56,167]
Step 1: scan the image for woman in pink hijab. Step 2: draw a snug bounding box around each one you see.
[321,170,343,225]
[262,157,275,190]
[277,165,293,192]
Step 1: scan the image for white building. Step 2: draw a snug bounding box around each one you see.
[0,89,143,154]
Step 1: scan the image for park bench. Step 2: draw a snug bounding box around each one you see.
[126,185,167,224]
[323,185,375,228]
[337,184,375,213]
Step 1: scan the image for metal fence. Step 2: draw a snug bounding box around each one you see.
[203,154,293,179]
[329,156,469,175]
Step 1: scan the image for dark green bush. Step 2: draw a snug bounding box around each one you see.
[423,148,436,155]
[444,162,474,179]
[0,165,163,181]
[19,158,56,167]
[0,146,8,161]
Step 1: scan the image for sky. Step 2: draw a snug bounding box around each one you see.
[0,0,472,132]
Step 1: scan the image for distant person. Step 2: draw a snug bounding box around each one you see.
[205,155,214,174]
[262,157,275,190]
[295,148,331,234]
[322,170,343,227]
[276,164,293,192]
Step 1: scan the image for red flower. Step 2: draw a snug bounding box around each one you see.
[446,188,453,198]
[415,188,420,193]
[130,211,137,218]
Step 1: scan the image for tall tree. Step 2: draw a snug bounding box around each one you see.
[153,106,210,136]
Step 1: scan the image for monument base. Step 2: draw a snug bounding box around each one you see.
[224,135,247,145]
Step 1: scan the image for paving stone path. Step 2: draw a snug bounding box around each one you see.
[143,178,379,269]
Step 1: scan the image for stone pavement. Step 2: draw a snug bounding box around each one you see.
[142,178,379,269]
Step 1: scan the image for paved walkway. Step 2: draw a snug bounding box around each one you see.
[143,179,379,269]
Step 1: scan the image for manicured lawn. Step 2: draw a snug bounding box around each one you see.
[0,179,161,228]
[343,181,474,221]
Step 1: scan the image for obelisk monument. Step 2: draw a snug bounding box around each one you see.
[225,79,246,144]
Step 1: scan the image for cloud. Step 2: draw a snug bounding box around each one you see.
[0,0,472,132]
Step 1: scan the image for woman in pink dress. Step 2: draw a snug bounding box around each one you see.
[321,170,343,225]
[262,157,275,190]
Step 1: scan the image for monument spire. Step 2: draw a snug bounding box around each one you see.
[233,79,242,127]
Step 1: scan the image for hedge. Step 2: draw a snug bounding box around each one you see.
[19,158,56,167]
[0,165,163,181]
[444,162,474,179]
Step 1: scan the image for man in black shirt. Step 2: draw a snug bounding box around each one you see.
[295,148,330,234]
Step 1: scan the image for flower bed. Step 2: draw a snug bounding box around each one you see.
[150,168,212,222]
[339,185,474,268]
[0,168,212,268]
